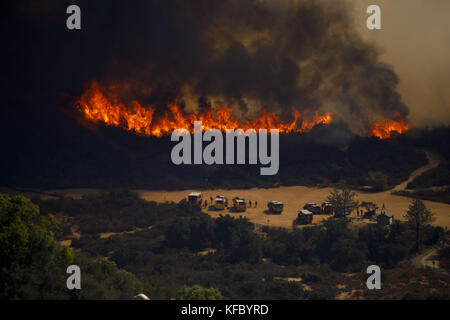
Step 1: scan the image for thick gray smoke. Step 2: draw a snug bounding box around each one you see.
[5,0,409,134]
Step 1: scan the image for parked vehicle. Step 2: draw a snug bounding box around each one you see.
[303,202,322,214]
[188,192,203,205]
[293,209,313,225]
[321,201,334,215]
[215,195,228,210]
[267,200,283,214]
[233,197,247,212]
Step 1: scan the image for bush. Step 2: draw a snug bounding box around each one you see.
[307,285,338,300]
[438,246,450,270]
[175,285,223,300]
[367,171,389,191]
[300,272,322,284]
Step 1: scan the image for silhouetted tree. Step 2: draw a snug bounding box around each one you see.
[404,198,435,251]
[327,188,358,217]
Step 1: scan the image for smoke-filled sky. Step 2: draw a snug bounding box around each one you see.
[351,0,450,127]
[1,0,449,134]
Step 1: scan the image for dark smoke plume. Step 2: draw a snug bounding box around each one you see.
[2,0,409,134]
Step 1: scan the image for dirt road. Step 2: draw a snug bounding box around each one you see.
[392,150,441,192]
[99,226,153,239]
[412,248,440,269]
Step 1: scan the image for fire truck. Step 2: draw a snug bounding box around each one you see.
[303,202,334,214]
[233,197,247,212]
[267,200,283,214]
[214,195,228,210]
[303,202,322,214]
[293,209,313,225]
[188,192,203,205]
[321,201,334,215]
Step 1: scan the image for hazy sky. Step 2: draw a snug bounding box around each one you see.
[350,0,450,127]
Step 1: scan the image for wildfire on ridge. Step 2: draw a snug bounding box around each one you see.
[77,81,333,137]
[77,82,409,139]
[370,115,409,139]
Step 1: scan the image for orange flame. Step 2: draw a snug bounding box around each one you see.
[77,81,333,137]
[370,115,409,139]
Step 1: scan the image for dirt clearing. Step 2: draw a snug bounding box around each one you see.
[136,186,450,228]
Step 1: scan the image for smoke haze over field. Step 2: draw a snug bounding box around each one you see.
[1,0,421,136]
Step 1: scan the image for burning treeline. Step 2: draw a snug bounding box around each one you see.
[77,81,407,139]
[77,81,333,137]
[370,116,409,140]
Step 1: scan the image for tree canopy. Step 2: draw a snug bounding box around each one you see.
[326,188,358,217]
[404,198,435,250]
[0,194,142,299]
